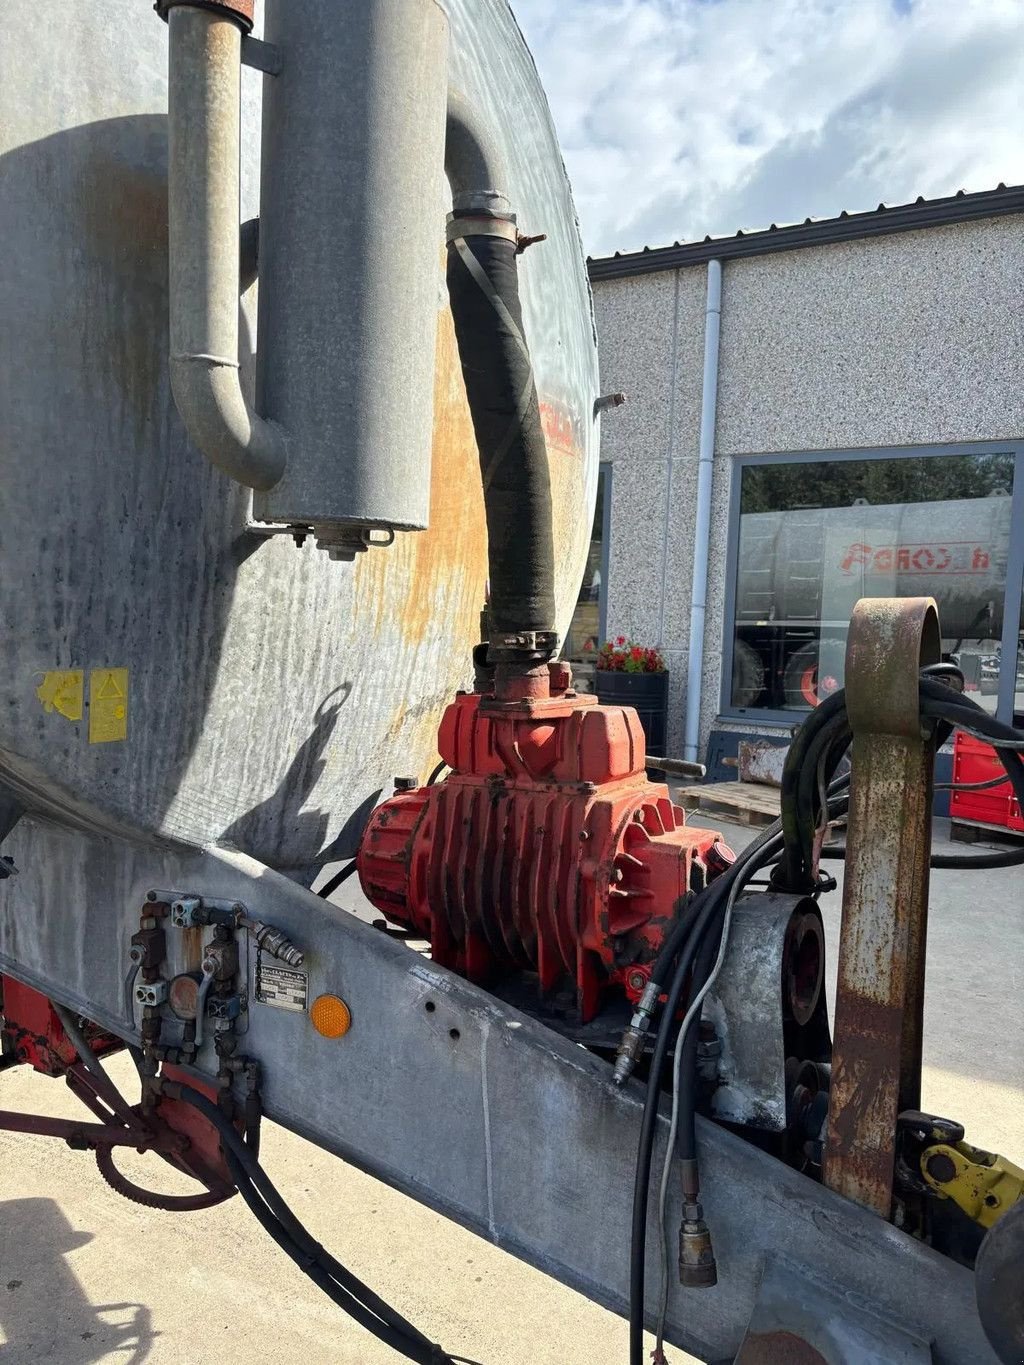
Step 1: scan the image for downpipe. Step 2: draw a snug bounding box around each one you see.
[683,259,722,762]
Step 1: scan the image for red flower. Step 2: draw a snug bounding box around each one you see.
[616,635,626,646]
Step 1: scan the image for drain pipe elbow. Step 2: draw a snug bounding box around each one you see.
[166,5,286,492]
[444,90,557,672]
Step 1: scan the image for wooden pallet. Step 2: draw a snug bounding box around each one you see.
[676,779,781,828]
[950,817,1024,846]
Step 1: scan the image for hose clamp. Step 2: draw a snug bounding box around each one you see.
[489,630,559,656]
[446,214,519,246]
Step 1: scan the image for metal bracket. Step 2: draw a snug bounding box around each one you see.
[241,35,282,76]
[823,597,940,1216]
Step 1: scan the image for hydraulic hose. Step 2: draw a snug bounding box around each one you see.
[628,893,721,1365]
[317,860,357,900]
[446,228,556,661]
[169,1083,457,1365]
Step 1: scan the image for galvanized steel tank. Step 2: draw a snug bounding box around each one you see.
[0,0,600,878]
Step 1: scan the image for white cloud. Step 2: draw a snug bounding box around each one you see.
[511,0,1024,256]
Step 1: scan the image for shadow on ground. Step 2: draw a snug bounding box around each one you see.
[0,1198,155,1363]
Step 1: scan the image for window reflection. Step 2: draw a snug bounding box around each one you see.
[731,453,1015,713]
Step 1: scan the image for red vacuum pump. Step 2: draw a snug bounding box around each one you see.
[358,662,732,1021]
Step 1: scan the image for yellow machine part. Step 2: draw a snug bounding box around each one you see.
[921,1139,1024,1230]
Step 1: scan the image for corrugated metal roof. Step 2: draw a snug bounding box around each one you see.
[587,183,1024,281]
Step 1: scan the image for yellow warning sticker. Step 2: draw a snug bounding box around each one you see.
[36,670,84,722]
[88,668,129,744]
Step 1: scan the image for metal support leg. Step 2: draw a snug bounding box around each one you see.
[823,597,940,1216]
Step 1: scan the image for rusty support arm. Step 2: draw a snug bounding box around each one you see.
[823,597,940,1216]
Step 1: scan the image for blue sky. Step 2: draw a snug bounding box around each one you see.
[512,0,1024,257]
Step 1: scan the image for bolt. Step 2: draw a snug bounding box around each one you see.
[925,1152,958,1185]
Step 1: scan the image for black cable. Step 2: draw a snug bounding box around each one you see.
[427,761,447,785]
[172,1084,456,1365]
[317,860,357,901]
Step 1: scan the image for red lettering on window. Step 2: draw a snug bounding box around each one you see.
[841,543,872,572]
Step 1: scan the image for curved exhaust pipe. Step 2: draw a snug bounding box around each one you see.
[166,5,286,491]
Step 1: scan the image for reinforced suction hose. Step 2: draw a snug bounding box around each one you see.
[445,94,556,668]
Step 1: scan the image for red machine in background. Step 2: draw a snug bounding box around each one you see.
[359,662,732,1021]
[950,731,1024,834]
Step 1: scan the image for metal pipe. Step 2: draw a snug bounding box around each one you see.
[646,755,707,780]
[167,6,286,491]
[445,88,510,217]
[683,260,722,762]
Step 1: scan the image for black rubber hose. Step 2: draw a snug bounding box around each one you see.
[818,685,1024,870]
[446,232,556,647]
[317,860,357,900]
[171,1084,452,1364]
[775,691,849,891]
[627,877,739,1365]
[672,929,721,1167]
[224,1147,438,1364]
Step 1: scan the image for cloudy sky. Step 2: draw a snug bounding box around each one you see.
[512,0,1024,258]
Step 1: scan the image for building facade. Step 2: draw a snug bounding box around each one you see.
[570,185,1024,762]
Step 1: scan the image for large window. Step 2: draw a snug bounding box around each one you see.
[565,465,610,661]
[724,446,1024,720]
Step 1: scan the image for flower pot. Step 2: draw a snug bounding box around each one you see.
[594,669,669,760]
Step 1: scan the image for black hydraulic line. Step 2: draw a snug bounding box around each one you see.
[628,890,723,1365]
[446,229,556,656]
[936,773,1011,792]
[775,691,849,892]
[671,931,721,1166]
[317,860,357,901]
[223,1147,434,1364]
[427,760,447,786]
[170,1083,456,1365]
[816,681,1024,870]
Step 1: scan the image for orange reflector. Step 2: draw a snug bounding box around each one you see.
[310,994,352,1039]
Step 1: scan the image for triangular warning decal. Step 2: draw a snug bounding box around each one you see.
[95,671,125,700]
